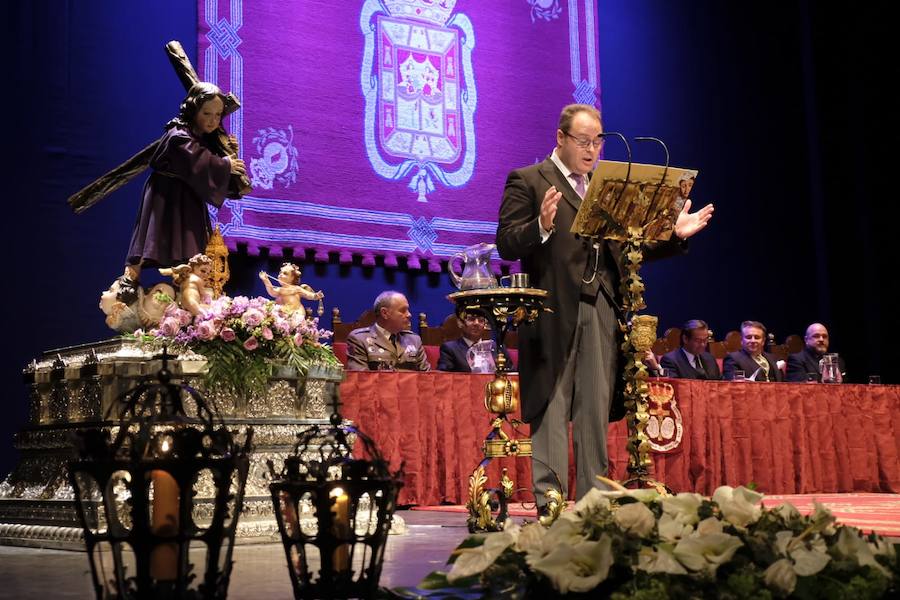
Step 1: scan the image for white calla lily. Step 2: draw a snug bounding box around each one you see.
[673,531,744,573]
[447,525,519,583]
[528,534,614,593]
[712,485,762,528]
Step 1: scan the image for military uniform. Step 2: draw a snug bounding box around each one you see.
[345,324,430,371]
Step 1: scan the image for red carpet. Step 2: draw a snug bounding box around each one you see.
[413,494,900,537]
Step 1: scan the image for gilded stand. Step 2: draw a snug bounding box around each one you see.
[572,158,699,493]
[448,288,564,531]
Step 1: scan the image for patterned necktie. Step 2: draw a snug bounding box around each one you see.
[570,173,586,198]
[753,354,770,379]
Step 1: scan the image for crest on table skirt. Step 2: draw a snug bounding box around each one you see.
[361,0,477,202]
[646,381,683,452]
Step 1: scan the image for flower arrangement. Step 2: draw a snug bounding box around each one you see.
[396,485,899,599]
[140,295,338,398]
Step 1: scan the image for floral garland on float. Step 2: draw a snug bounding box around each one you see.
[392,484,898,599]
[124,256,338,399]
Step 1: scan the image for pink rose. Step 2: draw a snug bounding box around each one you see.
[261,327,274,341]
[177,309,193,327]
[243,336,259,351]
[160,317,180,338]
[196,320,217,341]
[220,327,236,342]
[293,332,305,347]
[242,308,264,328]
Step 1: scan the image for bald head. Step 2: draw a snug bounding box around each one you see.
[804,323,829,355]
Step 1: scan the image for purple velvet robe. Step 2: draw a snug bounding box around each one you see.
[126,126,231,268]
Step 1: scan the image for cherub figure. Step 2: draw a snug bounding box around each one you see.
[159,253,213,315]
[259,262,323,320]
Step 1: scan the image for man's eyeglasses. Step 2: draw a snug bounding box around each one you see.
[563,131,603,150]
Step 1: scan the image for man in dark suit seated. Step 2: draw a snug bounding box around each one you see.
[723,320,784,381]
[722,321,784,381]
[785,322,846,382]
[437,310,511,372]
[345,291,430,371]
[659,319,721,379]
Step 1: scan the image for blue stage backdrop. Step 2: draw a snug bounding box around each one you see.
[2,1,897,478]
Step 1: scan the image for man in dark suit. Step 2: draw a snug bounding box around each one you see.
[496,104,714,506]
[345,291,430,371]
[723,320,784,381]
[786,322,846,382]
[437,310,511,372]
[659,319,721,379]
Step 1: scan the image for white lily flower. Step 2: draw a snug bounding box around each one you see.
[658,513,694,543]
[764,558,797,595]
[774,502,800,521]
[712,485,762,528]
[562,487,612,520]
[673,531,744,574]
[661,492,704,525]
[638,545,688,575]
[447,525,519,583]
[591,487,660,504]
[773,530,830,577]
[529,534,614,593]
[515,521,546,554]
[614,501,656,537]
[696,517,725,536]
[833,528,889,576]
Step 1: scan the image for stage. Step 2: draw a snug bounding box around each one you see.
[0,494,898,598]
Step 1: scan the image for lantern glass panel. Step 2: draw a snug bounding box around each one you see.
[106,470,134,533]
[90,540,120,596]
[73,471,104,535]
[190,468,216,531]
[221,469,241,530]
[185,541,210,592]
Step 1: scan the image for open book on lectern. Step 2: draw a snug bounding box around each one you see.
[570,160,699,242]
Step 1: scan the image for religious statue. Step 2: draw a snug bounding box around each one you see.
[99,281,175,333]
[160,254,214,316]
[259,263,324,320]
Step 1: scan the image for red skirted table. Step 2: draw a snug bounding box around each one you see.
[339,372,900,506]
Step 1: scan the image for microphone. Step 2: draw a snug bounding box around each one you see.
[634,136,670,208]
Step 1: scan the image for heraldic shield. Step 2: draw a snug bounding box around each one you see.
[361,0,476,202]
[646,381,684,453]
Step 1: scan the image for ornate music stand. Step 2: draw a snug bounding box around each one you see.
[572,159,698,493]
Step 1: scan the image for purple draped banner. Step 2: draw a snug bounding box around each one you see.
[198,0,601,270]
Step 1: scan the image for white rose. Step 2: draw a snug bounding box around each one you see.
[614,501,656,537]
[712,485,762,528]
[764,558,797,595]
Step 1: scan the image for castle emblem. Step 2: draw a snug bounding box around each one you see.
[361,0,477,202]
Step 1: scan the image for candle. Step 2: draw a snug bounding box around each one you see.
[149,470,180,581]
[330,487,350,572]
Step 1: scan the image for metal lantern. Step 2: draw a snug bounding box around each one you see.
[68,351,254,599]
[267,386,404,600]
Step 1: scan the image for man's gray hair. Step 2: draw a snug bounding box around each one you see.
[374,290,402,314]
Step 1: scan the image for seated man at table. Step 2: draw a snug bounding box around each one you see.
[659,319,721,379]
[786,322,846,382]
[722,320,784,381]
[437,309,511,372]
[345,291,430,371]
